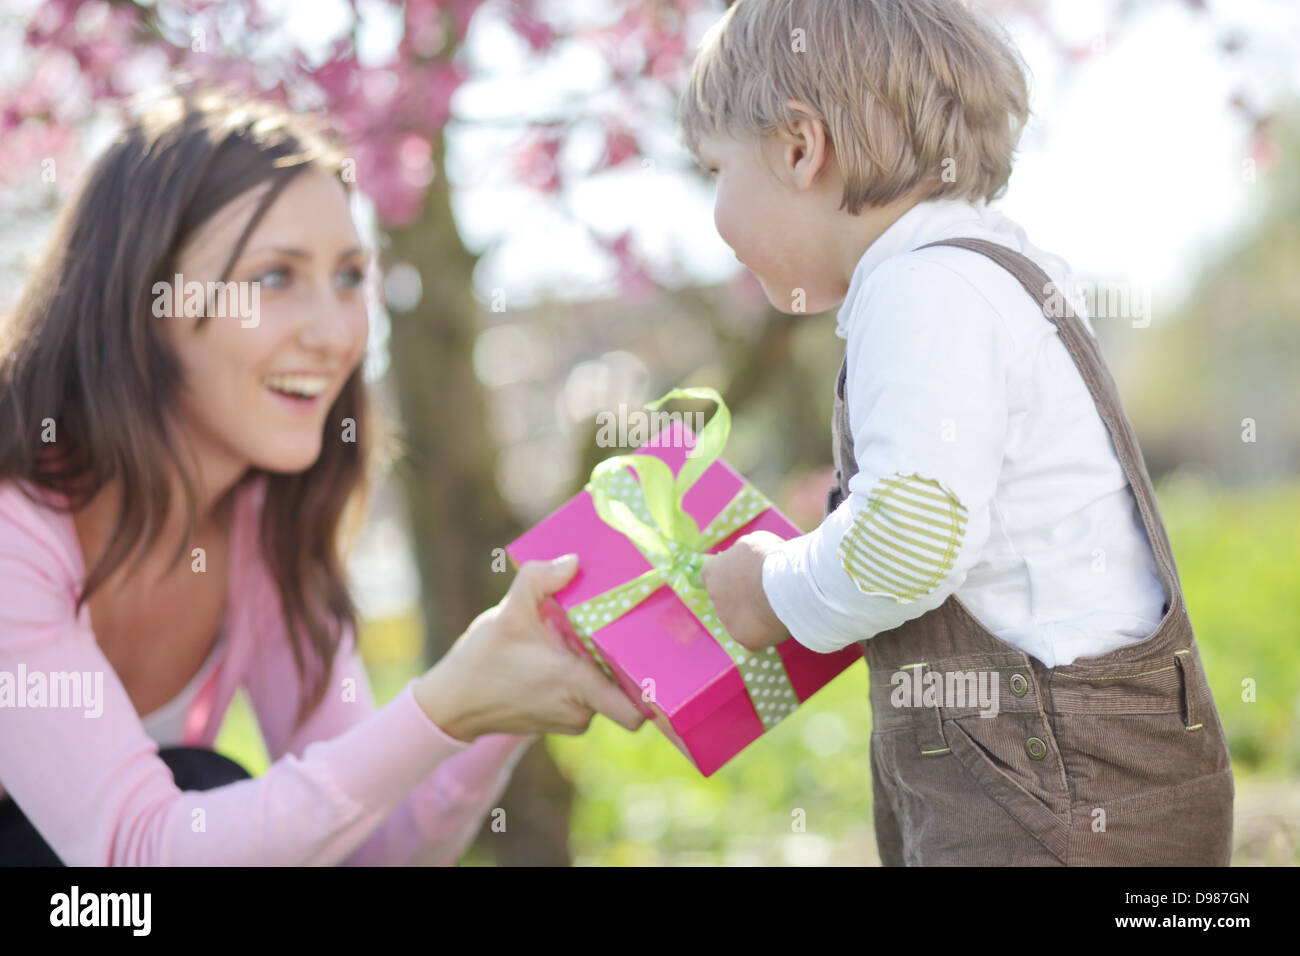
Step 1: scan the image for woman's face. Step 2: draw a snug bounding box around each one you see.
[162,168,370,484]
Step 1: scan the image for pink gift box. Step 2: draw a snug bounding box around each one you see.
[505,420,862,776]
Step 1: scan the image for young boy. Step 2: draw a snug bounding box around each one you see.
[689,0,1234,865]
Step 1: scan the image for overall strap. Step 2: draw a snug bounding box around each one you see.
[913,237,1182,612]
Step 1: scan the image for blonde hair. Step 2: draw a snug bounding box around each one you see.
[678,0,1032,212]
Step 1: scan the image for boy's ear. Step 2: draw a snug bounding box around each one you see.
[779,99,830,190]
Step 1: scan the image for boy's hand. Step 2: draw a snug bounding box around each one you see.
[700,531,791,652]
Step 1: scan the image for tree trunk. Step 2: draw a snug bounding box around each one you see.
[384,133,573,866]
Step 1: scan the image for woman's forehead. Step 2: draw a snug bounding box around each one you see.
[176,170,356,271]
[175,180,277,271]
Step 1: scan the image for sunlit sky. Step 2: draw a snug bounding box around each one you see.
[440,0,1300,323]
[6,0,1299,322]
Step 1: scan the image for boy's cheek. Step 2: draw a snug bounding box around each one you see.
[714,196,755,264]
[714,216,743,263]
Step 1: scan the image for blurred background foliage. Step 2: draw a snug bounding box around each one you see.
[2,0,1296,865]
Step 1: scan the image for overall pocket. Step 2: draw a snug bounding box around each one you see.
[1068,768,1235,866]
[943,713,1072,863]
[884,663,1073,864]
[1048,643,1236,865]
[1049,644,1234,805]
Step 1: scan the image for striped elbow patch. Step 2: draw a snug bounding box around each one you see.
[837,472,968,603]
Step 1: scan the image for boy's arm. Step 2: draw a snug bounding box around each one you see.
[761,253,1014,653]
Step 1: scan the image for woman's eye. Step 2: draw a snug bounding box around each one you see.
[335,266,365,290]
[253,266,290,289]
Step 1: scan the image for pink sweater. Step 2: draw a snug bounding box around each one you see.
[0,473,538,865]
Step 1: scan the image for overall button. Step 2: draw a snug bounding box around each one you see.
[1009,673,1029,697]
[1025,736,1047,760]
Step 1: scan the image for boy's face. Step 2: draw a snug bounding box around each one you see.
[695,130,846,315]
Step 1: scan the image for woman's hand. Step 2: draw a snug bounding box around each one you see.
[413,555,647,742]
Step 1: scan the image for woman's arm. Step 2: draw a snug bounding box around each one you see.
[0,489,500,866]
[239,611,539,867]
[0,488,641,865]
[238,551,648,865]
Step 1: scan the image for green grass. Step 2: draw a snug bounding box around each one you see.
[1156,472,1300,777]
[215,474,1300,864]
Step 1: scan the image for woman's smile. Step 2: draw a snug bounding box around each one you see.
[262,369,337,415]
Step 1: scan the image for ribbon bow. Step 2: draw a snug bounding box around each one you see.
[565,387,800,730]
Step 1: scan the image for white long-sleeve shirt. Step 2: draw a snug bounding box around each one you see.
[761,197,1167,668]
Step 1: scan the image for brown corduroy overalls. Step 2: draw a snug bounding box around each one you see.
[827,237,1234,866]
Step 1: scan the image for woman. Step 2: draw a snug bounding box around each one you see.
[0,87,643,866]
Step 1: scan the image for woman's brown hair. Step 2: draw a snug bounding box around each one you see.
[0,86,382,732]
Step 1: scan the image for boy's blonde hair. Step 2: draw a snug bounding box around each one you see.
[679,0,1031,212]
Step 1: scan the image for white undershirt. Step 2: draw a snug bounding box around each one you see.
[761,197,1167,668]
[137,627,225,748]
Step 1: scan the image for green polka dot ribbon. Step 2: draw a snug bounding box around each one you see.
[565,387,801,731]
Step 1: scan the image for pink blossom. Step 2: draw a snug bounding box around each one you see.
[513,127,564,194]
[598,230,658,302]
[601,127,641,170]
[509,5,557,53]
